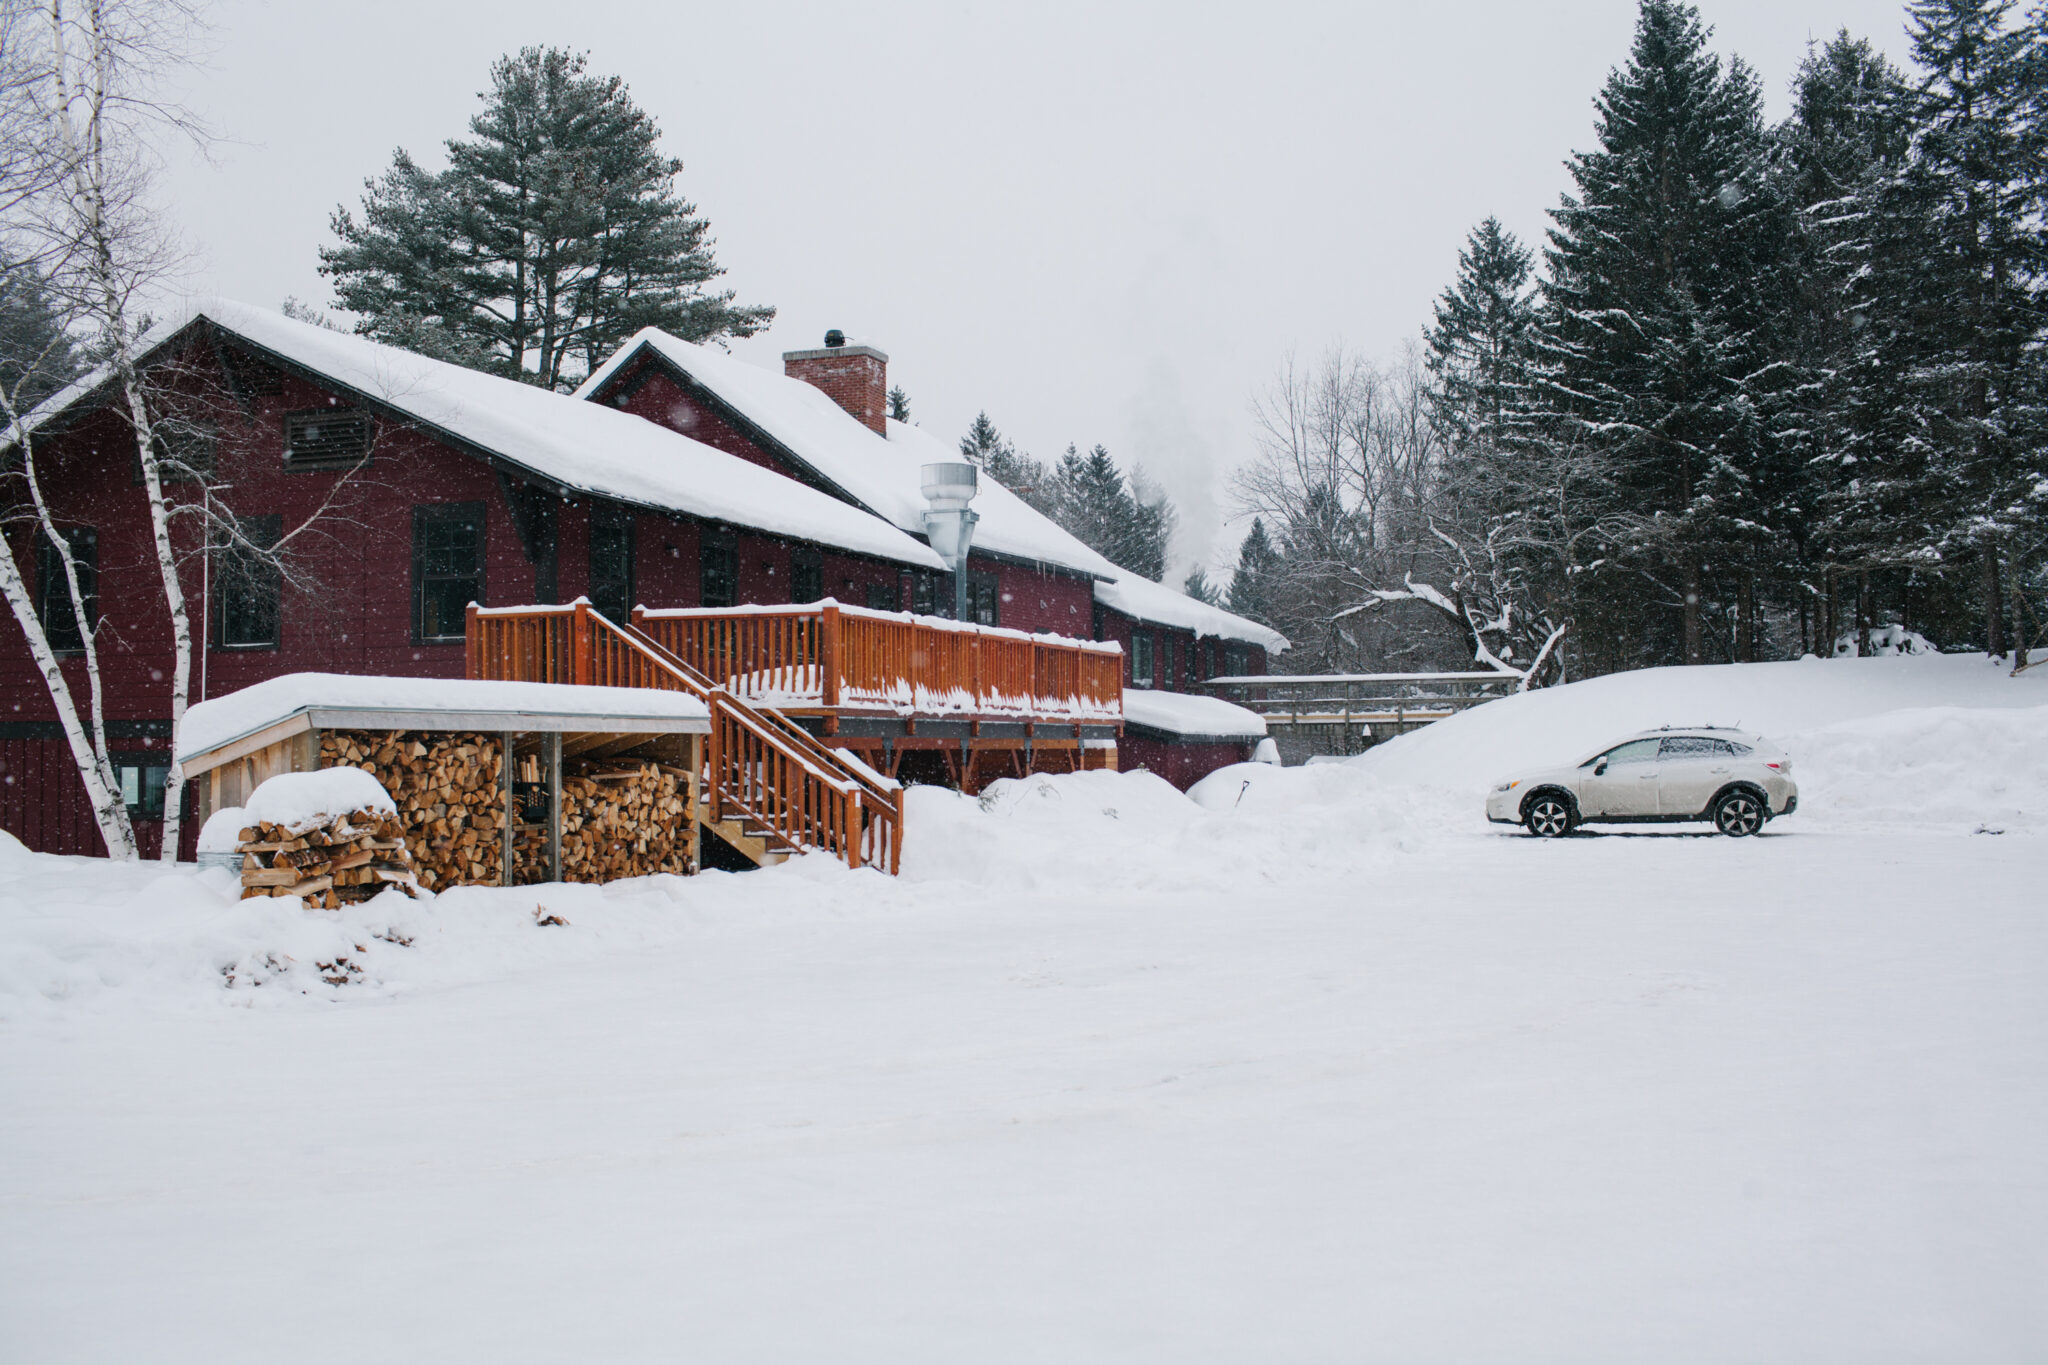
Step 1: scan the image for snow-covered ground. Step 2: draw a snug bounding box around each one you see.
[3,654,2044,1361]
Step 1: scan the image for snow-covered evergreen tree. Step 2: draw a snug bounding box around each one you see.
[1183,567,1222,606]
[1425,216,1538,462]
[322,47,772,391]
[1866,0,2044,652]
[1534,0,1789,666]
[958,411,1052,514]
[1227,519,1281,625]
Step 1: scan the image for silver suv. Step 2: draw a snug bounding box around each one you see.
[1485,727,1798,837]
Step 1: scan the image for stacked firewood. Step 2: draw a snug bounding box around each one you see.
[239,810,417,907]
[320,730,507,890]
[557,761,694,882]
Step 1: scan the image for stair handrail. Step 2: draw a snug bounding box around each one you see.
[468,601,899,873]
[616,615,902,874]
[618,614,895,800]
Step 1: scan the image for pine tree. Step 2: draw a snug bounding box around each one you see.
[1042,444,1175,580]
[321,47,772,390]
[1535,0,1789,665]
[1183,567,1222,605]
[1227,518,1281,625]
[1782,32,1917,651]
[959,411,1052,512]
[887,384,911,423]
[1425,216,1538,457]
[0,266,80,412]
[1873,0,2044,652]
[1125,465,1178,582]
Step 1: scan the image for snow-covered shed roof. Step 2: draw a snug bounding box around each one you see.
[577,328,1287,652]
[25,301,945,572]
[1120,689,1268,740]
[178,673,711,771]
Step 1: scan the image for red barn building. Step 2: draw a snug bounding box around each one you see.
[2,303,1281,858]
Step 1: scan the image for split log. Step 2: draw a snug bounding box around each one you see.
[236,804,420,908]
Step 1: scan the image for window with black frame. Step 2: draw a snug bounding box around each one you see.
[967,572,1000,626]
[866,580,899,612]
[213,514,281,649]
[35,526,96,652]
[699,526,737,608]
[589,503,635,622]
[911,571,940,617]
[791,544,823,604]
[115,758,169,820]
[1131,631,1155,687]
[413,503,484,642]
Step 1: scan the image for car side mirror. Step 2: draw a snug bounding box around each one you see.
[1593,759,1608,775]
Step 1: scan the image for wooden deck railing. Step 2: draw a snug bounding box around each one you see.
[467,601,902,873]
[633,601,1125,722]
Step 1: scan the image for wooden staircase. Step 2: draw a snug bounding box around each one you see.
[467,601,903,874]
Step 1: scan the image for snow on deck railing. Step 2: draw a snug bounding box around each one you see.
[636,598,1124,655]
[633,600,1124,722]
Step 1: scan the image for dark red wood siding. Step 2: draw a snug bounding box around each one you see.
[1117,734,1257,791]
[0,334,908,857]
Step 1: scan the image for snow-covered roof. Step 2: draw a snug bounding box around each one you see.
[578,330,1123,578]
[178,672,711,768]
[26,301,944,572]
[1098,572,1289,652]
[577,329,1288,652]
[1121,689,1268,739]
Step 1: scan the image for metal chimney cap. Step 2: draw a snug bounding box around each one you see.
[823,328,846,347]
[920,462,979,504]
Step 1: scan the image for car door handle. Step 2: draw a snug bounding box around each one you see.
[1709,766,1728,774]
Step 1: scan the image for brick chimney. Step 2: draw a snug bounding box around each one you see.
[783,329,889,436]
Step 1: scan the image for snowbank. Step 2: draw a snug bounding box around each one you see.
[1787,703,2048,831]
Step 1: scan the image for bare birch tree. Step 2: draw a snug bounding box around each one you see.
[0,0,207,857]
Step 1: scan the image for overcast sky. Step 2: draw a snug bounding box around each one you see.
[159,0,1919,577]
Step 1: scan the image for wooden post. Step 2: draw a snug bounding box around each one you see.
[686,734,702,874]
[573,599,594,685]
[465,603,479,679]
[707,701,724,824]
[821,602,841,710]
[501,731,516,887]
[844,788,862,870]
[545,731,562,884]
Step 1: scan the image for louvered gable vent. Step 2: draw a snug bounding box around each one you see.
[283,408,374,470]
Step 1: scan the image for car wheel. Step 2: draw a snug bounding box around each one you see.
[1713,790,1765,837]
[1524,793,1574,838]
